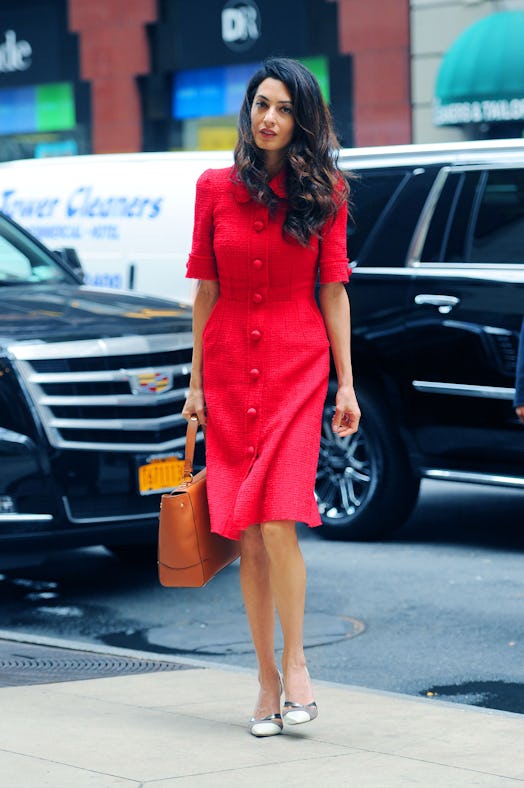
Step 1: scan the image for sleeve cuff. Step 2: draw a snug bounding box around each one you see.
[186,254,218,280]
[319,259,351,284]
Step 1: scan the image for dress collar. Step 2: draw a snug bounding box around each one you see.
[268,167,288,199]
[230,166,288,202]
[230,168,251,203]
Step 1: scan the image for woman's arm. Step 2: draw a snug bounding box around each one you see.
[318,281,361,437]
[515,319,524,425]
[182,279,220,426]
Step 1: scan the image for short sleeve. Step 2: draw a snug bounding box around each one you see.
[319,198,351,285]
[186,170,218,281]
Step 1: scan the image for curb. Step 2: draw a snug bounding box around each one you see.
[0,628,521,720]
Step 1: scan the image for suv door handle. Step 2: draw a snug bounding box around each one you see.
[414,294,461,314]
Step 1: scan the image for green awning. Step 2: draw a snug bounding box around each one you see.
[434,11,524,126]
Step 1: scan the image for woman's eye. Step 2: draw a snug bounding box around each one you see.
[281,106,293,114]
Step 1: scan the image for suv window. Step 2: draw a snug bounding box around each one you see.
[446,172,480,262]
[421,168,524,265]
[470,169,524,264]
[346,169,408,263]
[347,167,441,267]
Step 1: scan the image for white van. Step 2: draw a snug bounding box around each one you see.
[0,151,233,303]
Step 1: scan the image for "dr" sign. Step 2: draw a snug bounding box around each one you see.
[221,0,261,52]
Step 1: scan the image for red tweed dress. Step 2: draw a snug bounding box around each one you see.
[186,166,350,541]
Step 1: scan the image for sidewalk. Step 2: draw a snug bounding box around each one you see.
[0,634,522,787]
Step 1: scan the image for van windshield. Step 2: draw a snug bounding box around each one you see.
[0,215,72,286]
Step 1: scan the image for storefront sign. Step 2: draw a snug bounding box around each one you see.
[154,0,314,70]
[0,82,75,135]
[434,98,524,126]
[172,56,330,121]
[173,62,258,118]
[0,30,32,73]
[221,1,261,52]
[0,5,70,87]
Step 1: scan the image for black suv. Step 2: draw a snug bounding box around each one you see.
[316,140,524,540]
[0,212,193,567]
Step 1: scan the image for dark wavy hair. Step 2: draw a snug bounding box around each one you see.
[234,57,349,246]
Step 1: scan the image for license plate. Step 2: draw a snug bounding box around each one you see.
[138,457,185,495]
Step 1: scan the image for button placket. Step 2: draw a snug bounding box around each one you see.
[246,206,269,463]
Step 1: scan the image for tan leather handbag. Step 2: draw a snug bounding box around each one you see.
[158,416,240,587]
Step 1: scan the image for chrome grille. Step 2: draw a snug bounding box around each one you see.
[492,332,518,376]
[9,333,192,452]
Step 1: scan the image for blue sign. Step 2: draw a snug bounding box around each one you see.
[0,85,35,133]
[172,62,259,119]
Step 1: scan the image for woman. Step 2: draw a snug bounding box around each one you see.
[515,318,524,425]
[182,57,360,737]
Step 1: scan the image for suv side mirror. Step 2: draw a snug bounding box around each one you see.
[54,247,85,282]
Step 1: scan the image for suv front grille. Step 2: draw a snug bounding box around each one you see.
[29,348,190,373]
[9,333,192,452]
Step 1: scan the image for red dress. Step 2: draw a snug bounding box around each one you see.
[186,166,350,540]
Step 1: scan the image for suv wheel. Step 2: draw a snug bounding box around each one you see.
[315,382,420,540]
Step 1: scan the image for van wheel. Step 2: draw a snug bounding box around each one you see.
[315,382,420,541]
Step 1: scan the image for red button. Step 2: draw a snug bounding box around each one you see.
[252,259,263,269]
[250,368,260,379]
[247,407,257,417]
[253,220,264,232]
[250,329,262,341]
[252,292,263,304]
[247,446,255,457]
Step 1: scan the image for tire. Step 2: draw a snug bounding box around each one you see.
[315,381,420,541]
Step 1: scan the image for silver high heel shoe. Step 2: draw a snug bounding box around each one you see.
[282,666,318,725]
[249,712,283,737]
[249,674,283,737]
[282,700,318,725]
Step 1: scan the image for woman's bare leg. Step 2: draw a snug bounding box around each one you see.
[260,521,314,704]
[240,526,281,718]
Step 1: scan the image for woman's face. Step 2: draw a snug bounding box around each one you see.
[250,78,295,156]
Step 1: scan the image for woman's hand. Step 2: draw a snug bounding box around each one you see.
[318,283,360,438]
[182,387,207,426]
[517,405,524,425]
[182,279,219,428]
[331,384,361,437]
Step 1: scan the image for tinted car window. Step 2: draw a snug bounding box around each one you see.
[470,168,524,264]
[0,214,71,285]
[420,172,461,262]
[345,169,408,263]
[423,168,524,265]
[446,171,481,262]
[421,170,485,263]
[363,167,440,266]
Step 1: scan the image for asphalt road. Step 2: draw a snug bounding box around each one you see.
[0,480,523,714]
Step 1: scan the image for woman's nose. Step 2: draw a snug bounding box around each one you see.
[263,107,276,124]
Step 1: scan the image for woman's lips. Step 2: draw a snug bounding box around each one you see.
[259,129,277,137]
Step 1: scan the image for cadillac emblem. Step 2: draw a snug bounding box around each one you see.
[127,369,173,395]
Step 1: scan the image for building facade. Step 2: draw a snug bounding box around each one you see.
[140,0,354,152]
[0,0,522,161]
[0,0,410,159]
[411,0,524,142]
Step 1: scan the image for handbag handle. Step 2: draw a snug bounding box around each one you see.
[183,416,204,481]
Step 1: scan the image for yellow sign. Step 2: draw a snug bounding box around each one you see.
[198,126,238,150]
[138,457,185,495]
